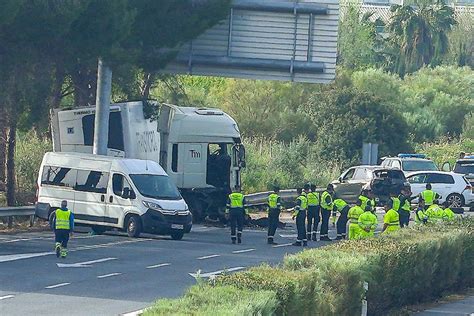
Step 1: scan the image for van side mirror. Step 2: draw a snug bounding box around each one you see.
[441,162,451,172]
[338,176,343,183]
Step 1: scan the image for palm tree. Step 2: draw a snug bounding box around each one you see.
[385,0,456,76]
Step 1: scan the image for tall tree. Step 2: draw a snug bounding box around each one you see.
[385,0,456,76]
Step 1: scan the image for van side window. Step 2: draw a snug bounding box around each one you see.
[41,166,77,188]
[75,170,109,194]
[171,144,178,172]
[112,174,132,197]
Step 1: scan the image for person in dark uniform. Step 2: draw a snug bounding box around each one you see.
[320,184,334,241]
[306,184,320,241]
[226,186,247,244]
[267,186,282,245]
[292,188,308,246]
[333,198,350,240]
[53,200,74,258]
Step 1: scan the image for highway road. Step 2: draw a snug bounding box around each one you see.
[0,222,337,316]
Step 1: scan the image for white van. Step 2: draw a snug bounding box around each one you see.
[35,152,192,239]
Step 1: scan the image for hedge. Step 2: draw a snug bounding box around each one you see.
[144,219,473,316]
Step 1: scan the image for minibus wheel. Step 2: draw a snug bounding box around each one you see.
[170,230,184,240]
[48,211,56,231]
[126,215,142,238]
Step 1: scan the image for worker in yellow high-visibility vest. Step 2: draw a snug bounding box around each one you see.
[226,186,247,244]
[418,183,441,210]
[267,186,283,245]
[54,200,74,258]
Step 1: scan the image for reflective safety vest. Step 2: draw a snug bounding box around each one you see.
[391,197,401,211]
[400,195,411,212]
[359,195,370,211]
[426,204,443,222]
[297,194,308,210]
[358,211,377,232]
[415,208,428,224]
[384,209,400,233]
[55,209,71,230]
[443,208,455,221]
[268,193,280,209]
[420,190,436,206]
[348,206,364,224]
[333,199,348,212]
[228,192,245,208]
[307,192,319,206]
[320,191,333,210]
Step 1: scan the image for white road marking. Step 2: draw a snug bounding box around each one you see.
[189,266,245,279]
[45,282,70,289]
[146,263,171,269]
[121,309,145,316]
[197,254,220,260]
[0,251,54,263]
[272,243,293,248]
[57,257,117,268]
[97,272,122,279]
[0,295,15,300]
[279,234,297,238]
[232,248,255,254]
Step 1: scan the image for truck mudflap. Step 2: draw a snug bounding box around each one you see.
[35,202,51,220]
[141,209,192,234]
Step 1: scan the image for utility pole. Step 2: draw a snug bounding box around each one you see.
[93,58,112,155]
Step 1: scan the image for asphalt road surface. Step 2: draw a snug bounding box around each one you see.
[0,221,338,316]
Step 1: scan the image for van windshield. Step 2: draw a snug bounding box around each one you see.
[130,174,181,200]
[402,160,438,172]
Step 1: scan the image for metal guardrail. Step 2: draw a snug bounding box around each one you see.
[0,206,36,228]
[245,188,325,206]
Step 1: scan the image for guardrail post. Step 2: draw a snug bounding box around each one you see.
[8,215,13,228]
[29,215,35,227]
[361,281,368,316]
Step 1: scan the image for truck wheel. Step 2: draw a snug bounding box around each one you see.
[48,211,56,231]
[92,226,107,235]
[446,193,464,207]
[170,231,184,240]
[126,215,142,238]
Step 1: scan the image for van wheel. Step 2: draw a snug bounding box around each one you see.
[170,231,184,240]
[48,211,56,231]
[126,215,142,238]
[446,193,464,207]
[92,226,107,235]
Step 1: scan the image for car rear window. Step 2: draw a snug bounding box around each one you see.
[373,169,406,180]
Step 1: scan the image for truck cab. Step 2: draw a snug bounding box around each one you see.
[51,101,245,220]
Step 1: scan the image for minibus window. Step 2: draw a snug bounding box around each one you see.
[171,144,178,172]
[112,174,133,197]
[130,174,181,200]
[75,170,109,194]
[41,166,76,188]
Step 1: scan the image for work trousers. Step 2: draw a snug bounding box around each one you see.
[348,223,361,240]
[229,208,245,241]
[55,229,70,248]
[267,208,280,237]
[295,210,307,242]
[398,210,410,227]
[336,206,349,237]
[306,205,320,237]
[320,209,331,238]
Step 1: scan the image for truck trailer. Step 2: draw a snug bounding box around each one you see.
[51,101,246,220]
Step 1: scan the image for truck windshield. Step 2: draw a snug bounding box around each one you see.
[454,163,474,174]
[130,174,181,200]
[402,160,438,172]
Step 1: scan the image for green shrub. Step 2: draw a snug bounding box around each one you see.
[143,284,277,316]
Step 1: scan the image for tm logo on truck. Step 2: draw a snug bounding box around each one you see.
[190,149,201,159]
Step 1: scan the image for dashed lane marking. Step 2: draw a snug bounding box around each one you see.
[146,263,171,269]
[97,272,122,279]
[272,243,293,248]
[45,282,70,289]
[197,254,220,260]
[121,309,145,316]
[189,266,246,279]
[0,295,15,300]
[56,257,117,268]
[232,248,255,254]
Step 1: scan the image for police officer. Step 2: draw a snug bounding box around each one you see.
[54,200,74,258]
[382,200,400,234]
[398,186,412,227]
[358,205,378,239]
[292,188,308,246]
[267,186,282,245]
[333,198,350,240]
[306,184,320,241]
[320,184,334,241]
[348,199,364,240]
[226,186,247,244]
[419,183,441,210]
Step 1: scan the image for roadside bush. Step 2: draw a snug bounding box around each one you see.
[143,284,277,316]
[147,219,473,316]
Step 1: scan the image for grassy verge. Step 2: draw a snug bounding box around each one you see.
[144,219,473,316]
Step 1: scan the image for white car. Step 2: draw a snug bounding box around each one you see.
[381,154,438,175]
[406,171,474,207]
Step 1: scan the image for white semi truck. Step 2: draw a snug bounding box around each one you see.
[51,101,246,220]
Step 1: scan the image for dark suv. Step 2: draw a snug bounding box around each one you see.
[332,166,409,204]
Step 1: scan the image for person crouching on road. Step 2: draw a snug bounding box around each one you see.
[226,186,247,244]
[306,183,320,242]
[358,205,378,239]
[414,200,429,224]
[54,200,74,258]
[292,188,308,246]
[348,199,364,240]
[382,199,400,234]
[267,186,283,245]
